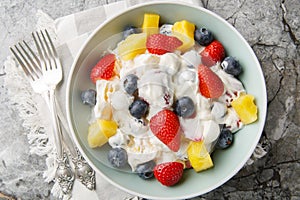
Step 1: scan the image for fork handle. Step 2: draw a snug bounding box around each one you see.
[42,91,95,190]
[44,90,75,194]
[54,97,96,190]
[53,97,77,157]
[49,89,63,158]
[41,92,76,156]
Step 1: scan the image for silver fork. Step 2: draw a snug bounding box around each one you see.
[32,30,95,190]
[10,38,75,195]
[10,30,95,193]
[31,30,76,195]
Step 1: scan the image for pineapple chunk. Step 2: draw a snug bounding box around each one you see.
[231,94,258,124]
[87,119,118,148]
[117,33,147,61]
[187,140,213,172]
[142,13,160,35]
[172,20,195,51]
[99,119,118,138]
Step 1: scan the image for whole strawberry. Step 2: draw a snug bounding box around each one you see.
[146,34,183,55]
[154,162,184,186]
[200,40,225,67]
[90,53,116,83]
[150,109,181,152]
[198,64,224,98]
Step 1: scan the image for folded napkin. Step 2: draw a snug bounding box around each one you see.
[4,0,267,199]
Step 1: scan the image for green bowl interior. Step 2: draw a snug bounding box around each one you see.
[66,2,267,199]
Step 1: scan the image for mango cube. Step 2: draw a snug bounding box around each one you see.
[172,20,195,51]
[142,13,160,35]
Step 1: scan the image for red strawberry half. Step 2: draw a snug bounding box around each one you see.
[146,34,183,55]
[200,40,225,67]
[150,109,181,152]
[90,53,116,83]
[198,64,224,98]
[154,162,184,186]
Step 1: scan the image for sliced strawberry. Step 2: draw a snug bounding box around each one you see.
[198,64,224,98]
[154,162,184,186]
[200,40,225,67]
[146,34,183,55]
[90,54,116,83]
[150,109,180,152]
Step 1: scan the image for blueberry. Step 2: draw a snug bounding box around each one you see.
[80,89,96,106]
[194,28,214,46]
[216,128,233,149]
[135,160,156,180]
[123,74,138,95]
[129,99,149,119]
[174,96,195,118]
[123,25,139,39]
[221,56,242,76]
[107,148,128,168]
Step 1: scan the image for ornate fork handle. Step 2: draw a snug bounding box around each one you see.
[72,148,96,190]
[55,97,96,190]
[55,151,75,194]
[50,90,75,195]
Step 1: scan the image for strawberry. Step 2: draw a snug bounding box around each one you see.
[154,162,184,186]
[198,64,224,98]
[200,40,225,67]
[90,53,116,83]
[150,109,181,152]
[146,34,183,55]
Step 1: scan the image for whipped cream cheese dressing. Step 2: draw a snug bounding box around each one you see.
[94,48,245,170]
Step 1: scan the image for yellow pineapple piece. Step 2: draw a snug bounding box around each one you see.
[172,20,195,51]
[117,33,147,61]
[187,140,213,172]
[142,13,160,35]
[98,119,118,138]
[231,94,258,124]
[87,119,118,148]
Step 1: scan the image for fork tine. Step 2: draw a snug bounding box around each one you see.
[19,41,42,76]
[16,44,40,80]
[44,29,59,68]
[32,31,48,71]
[31,29,63,91]
[41,30,57,70]
[10,46,34,80]
[32,29,60,71]
[10,42,41,81]
[22,40,42,72]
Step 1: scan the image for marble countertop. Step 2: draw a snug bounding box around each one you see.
[0,0,299,199]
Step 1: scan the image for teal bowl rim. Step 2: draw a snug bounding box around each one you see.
[66,1,267,199]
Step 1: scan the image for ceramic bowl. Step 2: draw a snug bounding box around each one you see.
[66,2,267,199]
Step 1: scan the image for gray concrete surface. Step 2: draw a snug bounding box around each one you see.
[0,0,299,199]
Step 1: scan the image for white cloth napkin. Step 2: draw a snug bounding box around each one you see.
[4,0,267,199]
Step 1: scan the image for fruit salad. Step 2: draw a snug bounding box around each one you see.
[80,13,258,187]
